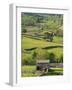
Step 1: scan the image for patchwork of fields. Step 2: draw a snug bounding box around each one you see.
[21,13,63,77]
[21,36,63,77]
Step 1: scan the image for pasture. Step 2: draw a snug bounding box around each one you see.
[21,65,63,77]
[21,36,63,77]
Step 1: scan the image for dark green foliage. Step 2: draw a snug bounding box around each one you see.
[35,49,49,60]
[42,45,63,49]
[56,29,63,36]
[59,54,63,63]
[32,51,37,59]
[21,15,37,26]
[48,68,54,72]
[22,28,27,33]
[22,55,36,65]
[43,31,54,42]
[21,13,63,68]
[56,54,63,63]
[49,52,56,63]
[21,13,63,33]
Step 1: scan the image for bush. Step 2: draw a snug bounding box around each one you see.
[48,52,56,63]
[22,28,27,33]
[59,54,63,63]
[22,54,36,65]
[35,49,49,60]
[32,51,37,59]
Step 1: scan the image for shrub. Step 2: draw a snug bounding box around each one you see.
[22,54,36,65]
[35,49,49,60]
[22,28,27,33]
[32,51,37,59]
[59,54,63,63]
[48,52,56,63]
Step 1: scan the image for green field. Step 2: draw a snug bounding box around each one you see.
[21,36,63,64]
[53,36,63,43]
[47,48,63,58]
[21,36,63,77]
[21,37,62,49]
[21,65,63,77]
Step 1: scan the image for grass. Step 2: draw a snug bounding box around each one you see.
[21,36,63,65]
[53,36,63,43]
[21,65,63,77]
[50,68,63,71]
[22,65,36,73]
[21,65,38,77]
[21,47,63,63]
[21,36,63,77]
[46,68,63,75]
[21,13,63,77]
[21,36,63,60]
[47,48,63,58]
[21,37,62,49]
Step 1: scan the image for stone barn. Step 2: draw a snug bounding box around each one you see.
[36,60,50,72]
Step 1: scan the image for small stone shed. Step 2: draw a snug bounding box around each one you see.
[36,60,63,71]
[36,60,50,71]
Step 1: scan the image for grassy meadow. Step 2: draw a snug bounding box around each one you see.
[21,65,63,77]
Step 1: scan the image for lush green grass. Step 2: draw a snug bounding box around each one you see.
[53,36,63,43]
[21,36,63,77]
[21,37,62,49]
[21,36,63,57]
[21,65,39,77]
[46,68,63,75]
[21,65,63,77]
[22,66,36,74]
[50,68,63,71]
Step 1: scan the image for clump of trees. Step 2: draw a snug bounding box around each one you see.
[43,31,54,42]
[22,28,27,33]
[35,49,49,60]
[22,49,63,65]
[21,13,63,37]
[21,16,37,26]
[48,52,56,63]
[21,13,63,65]
[22,54,36,65]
